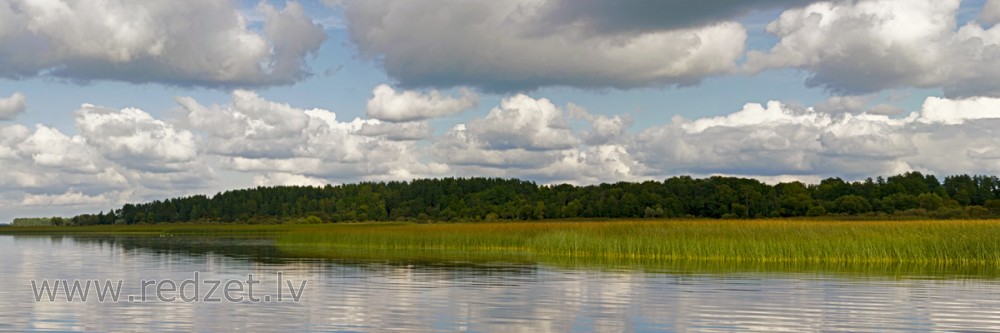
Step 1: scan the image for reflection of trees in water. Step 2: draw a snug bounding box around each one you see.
[34,235,293,264]
[16,235,542,280]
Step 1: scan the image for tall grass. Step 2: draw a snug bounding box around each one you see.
[277,219,1000,265]
[9,219,1000,266]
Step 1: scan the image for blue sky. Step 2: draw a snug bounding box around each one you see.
[2,0,1000,221]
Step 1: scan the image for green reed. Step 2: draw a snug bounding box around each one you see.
[9,219,1000,266]
[276,219,1000,265]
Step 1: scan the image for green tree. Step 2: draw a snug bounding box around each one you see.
[833,195,872,215]
[917,193,944,211]
[806,205,827,217]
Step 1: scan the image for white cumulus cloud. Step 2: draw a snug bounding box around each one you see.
[17,125,103,173]
[0,92,26,120]
[982,0,1000,26]
[20,191,110,207]
[467,95,578,151]
[0,108,215,223]
[176,90,315,158]
[75,104,198,172]
[340,0,747,91]
[177,90,449,182]
[254,173,328,187]
[915,96,1000,125]
[433,94,643,184]
[635,96,1000,179]
[0,0,325,87]
[568,103,634,145]
[365,84,478,122]
[355,120,433,141]
[746,0,1000,97]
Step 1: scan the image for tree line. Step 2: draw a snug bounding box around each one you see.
[57,172,1000,225]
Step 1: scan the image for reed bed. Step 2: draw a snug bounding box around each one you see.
[8,219,1000,266]
[276,219,1000,265]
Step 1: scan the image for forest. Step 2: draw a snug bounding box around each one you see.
[51,172,1000,226]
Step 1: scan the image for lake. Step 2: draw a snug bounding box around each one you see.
[2,235,1000,332]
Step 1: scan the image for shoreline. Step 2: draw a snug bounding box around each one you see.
[6,219,1000,266]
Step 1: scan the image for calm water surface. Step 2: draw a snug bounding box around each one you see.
[1,235,1000,332]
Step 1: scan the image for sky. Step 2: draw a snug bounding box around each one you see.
[3,0,1000,222]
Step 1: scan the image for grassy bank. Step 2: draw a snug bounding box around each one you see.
[276,219,1000,265]
[6,219,1000,265]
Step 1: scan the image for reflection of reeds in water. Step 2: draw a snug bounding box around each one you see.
[12,234,299,264]
[276,220,1000,273]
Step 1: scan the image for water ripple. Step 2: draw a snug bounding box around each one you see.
[3,235,1000,332]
